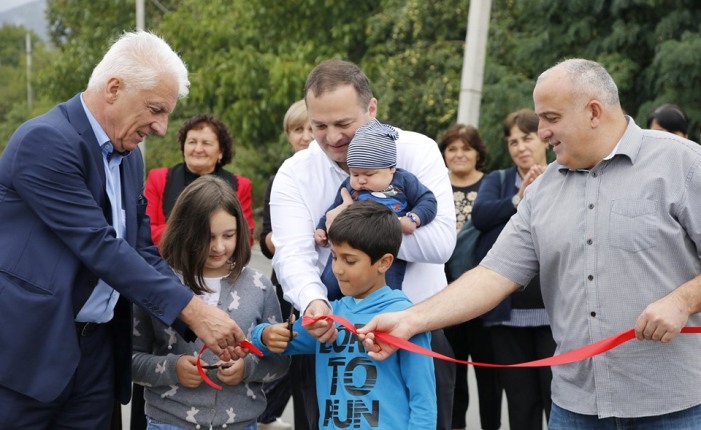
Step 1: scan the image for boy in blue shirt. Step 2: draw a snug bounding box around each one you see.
[252,199,436,429]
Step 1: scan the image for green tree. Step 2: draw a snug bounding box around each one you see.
[366,0,701,168]
[155,0,382,207]
[41,0,179,101]
[0,26,33,123]
[6,0,701,206]
[0,25,53,152]
[486,0,701,145]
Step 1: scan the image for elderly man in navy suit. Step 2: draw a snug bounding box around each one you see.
[0,31,248,429]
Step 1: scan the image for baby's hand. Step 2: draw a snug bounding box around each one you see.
[263,318,297,353]
[399,216,418,235]
[314,229,329,247]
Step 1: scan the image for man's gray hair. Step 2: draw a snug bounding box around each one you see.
[539,58,619,106]
[87,31,189,98]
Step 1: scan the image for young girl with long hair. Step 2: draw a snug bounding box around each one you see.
[132,175,289,430]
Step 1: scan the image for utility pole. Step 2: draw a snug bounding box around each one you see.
[457,0,492,127]
[136,0,145,30]
[25,32,32,112]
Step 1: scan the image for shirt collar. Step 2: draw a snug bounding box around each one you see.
[558,116,639,173]
[308,140,348,176]
[80,93,130,159]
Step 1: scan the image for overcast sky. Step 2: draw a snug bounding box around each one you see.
[0,0,35,13]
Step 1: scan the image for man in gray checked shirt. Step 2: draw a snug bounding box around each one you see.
[359,58,701,429]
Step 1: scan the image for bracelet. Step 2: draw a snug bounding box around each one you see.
[405,212,418,223]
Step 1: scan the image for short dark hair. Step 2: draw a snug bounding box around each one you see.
[304,59,374,110]
[327,200,401,264]
[646,103,689,136]
[177,114,234,166]
[437,124,488,171]
[160,176,251,294]
[503,109,540,142]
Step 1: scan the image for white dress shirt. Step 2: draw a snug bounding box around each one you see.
[270,127,456,312]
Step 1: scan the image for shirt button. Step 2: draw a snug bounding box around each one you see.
[588,275,594,281]
[587,239,593,245]
[588,203,594,209]
[592,172,598,178]
[590,311,596,317]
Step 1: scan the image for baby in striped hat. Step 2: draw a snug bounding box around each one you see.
[314,119,437,295]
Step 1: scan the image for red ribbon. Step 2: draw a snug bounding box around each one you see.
[196,340,263,390]
[303,315,701,368]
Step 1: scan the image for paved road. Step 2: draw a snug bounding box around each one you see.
[122,244,523,429]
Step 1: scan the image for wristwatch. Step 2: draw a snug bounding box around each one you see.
[405,212,418,223]
[511,194,522,208]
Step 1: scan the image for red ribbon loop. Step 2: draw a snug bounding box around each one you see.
[196,340,264,390]
[303,315,701,368]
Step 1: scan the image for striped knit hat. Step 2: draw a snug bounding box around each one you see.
[347,119,399,169]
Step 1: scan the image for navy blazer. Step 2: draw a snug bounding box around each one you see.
[0,94,194,404]
[472,166,519,263]
[472,166,545,321]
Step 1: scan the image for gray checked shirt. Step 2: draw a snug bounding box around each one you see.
[482,118,701,418]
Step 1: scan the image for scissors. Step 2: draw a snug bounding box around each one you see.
[287,309,295,341]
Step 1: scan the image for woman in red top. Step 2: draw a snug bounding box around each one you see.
[145,113,255,247]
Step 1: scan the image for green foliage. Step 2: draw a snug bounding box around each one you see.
[41,0,179,101]
[0,25,53,152]
[4,0,701,213]
[42,0,131,100]
[364,0,467,139]
[0,97,55,153]
[155,0,382,208]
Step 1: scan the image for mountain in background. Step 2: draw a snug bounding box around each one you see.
[0,0,48,42]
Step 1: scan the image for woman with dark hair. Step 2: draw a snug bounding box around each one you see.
[647,103,689,138]
[145,113,255,247]
[472,108,555,430]
[437,124,502,430]
[437,124,488,232]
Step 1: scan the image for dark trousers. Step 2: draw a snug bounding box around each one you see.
[491,325,555,430]
[432,329,457,430]
[110,401,122,430]
[0,324,115,429]
[259,371,293,423]
[259,286,295,424]
[444,319,502,430]
[292,354,319,430]
[130,384,147,430]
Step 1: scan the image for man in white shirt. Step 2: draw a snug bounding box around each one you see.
[270,59,457,430]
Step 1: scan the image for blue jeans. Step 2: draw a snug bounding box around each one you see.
[549,402,701,429]
[147,416,257,430]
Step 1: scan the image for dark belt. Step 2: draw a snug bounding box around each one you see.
[75,321,102,337]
